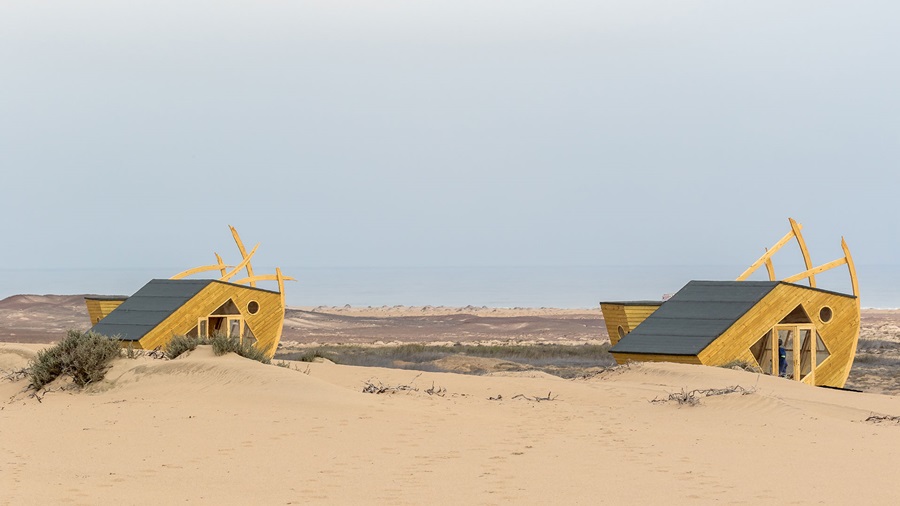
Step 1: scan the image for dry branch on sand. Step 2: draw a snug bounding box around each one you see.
[361,374,447,396]
[361,380,417,394]
[487,391,558,401]
[651,385,754,406]
[511,392,558,402]
[865,413,900,424]
[425,382,446,396]
[362,373,423,394]
[2,368,30,382]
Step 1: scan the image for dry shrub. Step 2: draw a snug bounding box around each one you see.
[166,335,204,359]
[29,330,121,390]
[209,334,271,364]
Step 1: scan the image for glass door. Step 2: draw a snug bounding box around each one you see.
[773,324,818,383]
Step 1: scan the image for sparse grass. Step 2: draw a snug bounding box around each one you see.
[209,334,271,364]
[166,335,204,359]
[293,350,334,363]
[124,342,139,359]
[276,343,614,378]
[28,330,121,390]
[718,360,762,373]
[857,339,900,352]
[854,353,900,367]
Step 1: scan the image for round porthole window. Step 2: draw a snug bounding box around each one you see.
[617,326,626,339]
[819,306,833,323]
[247,301,260,315]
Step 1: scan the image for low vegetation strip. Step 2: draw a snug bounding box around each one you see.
[164,334,272,364]
[275,343,614,378]
[209,335,272,364]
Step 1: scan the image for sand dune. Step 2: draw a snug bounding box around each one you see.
[2,344,899,504]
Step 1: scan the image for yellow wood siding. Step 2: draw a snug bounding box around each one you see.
[85,299,126,325]
[611,353,702,365]
[624,306,659,331]
[698,284,858,388]
[137,282,284,359]
[600,304,660,345]
[600,304,627,344]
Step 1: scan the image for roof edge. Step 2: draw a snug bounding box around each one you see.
[599,301,664,306]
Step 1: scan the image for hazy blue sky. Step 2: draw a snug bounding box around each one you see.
[2,1,898,278]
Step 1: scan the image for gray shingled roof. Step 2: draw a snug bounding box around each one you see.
[89,279,213,341]
[609,281,780,356]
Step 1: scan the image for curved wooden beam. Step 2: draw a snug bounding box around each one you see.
[230,226,256,287]
[764,248,776,281]
[220,244,259,282]
[737,223,802,281]
[276,267,286,308]
[232,274,297,285]
[215,252,227,277]
[789,217,815,287]
[782,237,860,290]
[782,257,847,283]
[171,261,235,280]
[842,237,860,300]
[840,236,860,387]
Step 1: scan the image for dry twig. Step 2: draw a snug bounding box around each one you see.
[2,368,30,382]
[147,347,167,360]
[650,385,754,406]
[425,382,446,396]
[362,374,422,394]
[29,385,71,403]
[865,413,900,424]
[511,391,558,402]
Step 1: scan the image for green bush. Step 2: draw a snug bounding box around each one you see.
[166,335,203,359]
[29,330,121,390]
[209,334,271,364]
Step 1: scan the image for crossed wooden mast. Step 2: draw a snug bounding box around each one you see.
[737,218,859,305]
[169,226,295,306]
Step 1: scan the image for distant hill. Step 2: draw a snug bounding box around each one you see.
[0,294,91,343]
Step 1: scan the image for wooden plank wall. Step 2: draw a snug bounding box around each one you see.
[600,304,659,345]
[625,305,660,333]
[137,283,284,359]
[600,304,627,345]
[698,284,858,388]
[85,299,127,325]
[612,353,702,365]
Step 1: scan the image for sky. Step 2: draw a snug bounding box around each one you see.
[1,1,898,281]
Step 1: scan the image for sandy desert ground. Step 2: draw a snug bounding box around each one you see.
[2,295,900,504]
[2,343,900,504]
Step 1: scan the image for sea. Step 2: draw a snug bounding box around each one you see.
[2,264,898,310]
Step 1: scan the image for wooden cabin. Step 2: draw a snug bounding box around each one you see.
[84,296,128,325]
[85,226,292,359]
[609,281,858,387]
[605,218,861,388]
[89,279,284,358]
[598,301,662,345]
